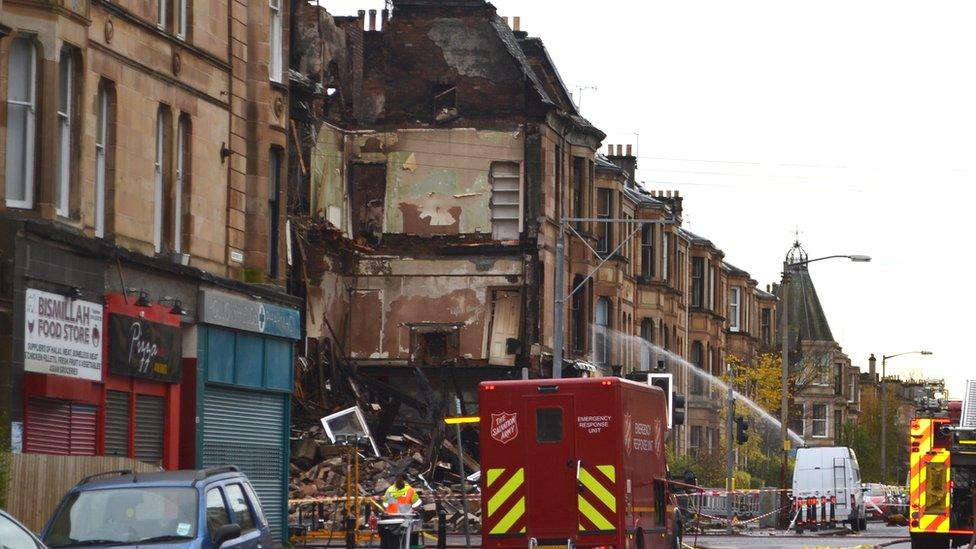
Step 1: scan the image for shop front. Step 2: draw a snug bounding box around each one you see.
[185,289,300,541]
[101,293,183,468]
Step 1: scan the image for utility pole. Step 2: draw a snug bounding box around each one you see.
[552,217,671,379]
[553,222,566,378]
[880,350,933,483]
[726,375,735,535]
[778,261,790,527]
[454,398,472,549]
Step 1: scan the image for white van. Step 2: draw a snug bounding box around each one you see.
[792,446,867,531]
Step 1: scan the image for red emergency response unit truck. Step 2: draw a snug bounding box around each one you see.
[479,377,678,549]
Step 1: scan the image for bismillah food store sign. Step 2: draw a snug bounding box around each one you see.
[24,288,104,381]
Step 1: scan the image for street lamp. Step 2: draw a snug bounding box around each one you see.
[880,350,933,483]
[778,245,870,524]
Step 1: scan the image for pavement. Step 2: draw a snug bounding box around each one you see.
[296,522,911,549]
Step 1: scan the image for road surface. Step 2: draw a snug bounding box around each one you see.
[685,521,909,548]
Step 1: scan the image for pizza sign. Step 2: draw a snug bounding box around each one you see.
[490,412,518,444]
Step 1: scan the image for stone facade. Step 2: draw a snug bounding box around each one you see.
[0,0,287,278]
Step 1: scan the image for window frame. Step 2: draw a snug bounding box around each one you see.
[812,403,829,438]
[56,48,75,218]
[640,223,654,279]
[5,36,38,210]
[790,402,805,437]
[489,161,521,241]
[729,287,741,331]
[268,148,282,277]
[269,0,283,82]
[596,188,612,254]
[158,0,168,30]
[94,83,109,238]
[205,487,231,542]
[691,257,704,308]
[173,116,189,254]
[535,407,563,443]
[176,0,189,40]
[594,297,612,367]
[153,108,168,254]
[224,483,257,532]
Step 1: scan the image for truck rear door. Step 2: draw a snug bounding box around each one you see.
[524,394,577,539]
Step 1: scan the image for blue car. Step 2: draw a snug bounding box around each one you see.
[41,466,273,549]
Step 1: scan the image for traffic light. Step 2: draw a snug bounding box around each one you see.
[672,392,686,426]
[735,415,749,444]
[648,373,674,428]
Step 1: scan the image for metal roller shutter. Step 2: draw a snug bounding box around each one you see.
[135,394,165,464]
[25,398,96,455]
[202,386,286,539]
[105,391,130,457]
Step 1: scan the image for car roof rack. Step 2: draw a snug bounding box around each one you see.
[78,469,134,485]
[194,465,241,482]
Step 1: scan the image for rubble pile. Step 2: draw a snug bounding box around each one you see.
[288,422,481,534]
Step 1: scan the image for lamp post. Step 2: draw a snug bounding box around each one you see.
[778,249,870,526]
[880,350,933,484]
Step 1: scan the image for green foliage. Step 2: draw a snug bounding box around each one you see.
[839,388,905,484]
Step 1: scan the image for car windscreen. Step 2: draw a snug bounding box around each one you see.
[44,487,198,547]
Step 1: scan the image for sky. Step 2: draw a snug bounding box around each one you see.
[320,0,975,398]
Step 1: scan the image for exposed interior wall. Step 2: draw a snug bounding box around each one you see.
[349,257,522,362]
[346,128,523,236]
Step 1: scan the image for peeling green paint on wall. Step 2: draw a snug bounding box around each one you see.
[381,129,521,235]
[310,125,346,231]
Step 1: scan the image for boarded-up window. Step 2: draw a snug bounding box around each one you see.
[490,162,520,240]
[488,290,521,366]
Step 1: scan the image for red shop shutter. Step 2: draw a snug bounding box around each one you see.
[24,398,96,456]
[25,398,70,454]
[69,403,97,455]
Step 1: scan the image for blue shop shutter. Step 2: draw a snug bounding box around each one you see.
[206,328,235,384]
[264,338,292,391]
[234,332,264,388]
[202,386,287,540]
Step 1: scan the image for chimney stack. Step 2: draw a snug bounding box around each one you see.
[513,16,521,32]
[357,10,366,29]
[869,353,877,380]
[368,9,377,31]
[382,8,389,22]
[626,144,632,156]
[502,16,509,27]
[616,144,623,156]
[666,190,672,198]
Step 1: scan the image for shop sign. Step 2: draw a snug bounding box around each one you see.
[199,289,301,340]
[24,288,103,381]
[109,314,182,382]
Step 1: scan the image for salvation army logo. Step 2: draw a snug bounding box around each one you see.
[490,412,518,444]
[652,418,663,457]
[623,412,633,455]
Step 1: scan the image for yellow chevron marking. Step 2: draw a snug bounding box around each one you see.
[489,496,525,535]
[487,468,524,517]
[597,465,616,483]
[486,468,504,489]
[578,495,615,531]
[579,468,616,512]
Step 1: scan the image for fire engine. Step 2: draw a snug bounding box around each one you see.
[479,377,679,549]
[908,388,976,549]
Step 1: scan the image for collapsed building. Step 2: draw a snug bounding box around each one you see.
[286,0,779,463]
[288,0,605,415]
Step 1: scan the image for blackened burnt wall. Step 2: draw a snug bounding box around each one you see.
[377,6,528,124]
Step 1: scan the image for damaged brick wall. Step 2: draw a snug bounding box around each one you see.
[348,257,523,363]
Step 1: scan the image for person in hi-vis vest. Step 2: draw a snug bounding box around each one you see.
[384,474,422,514]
